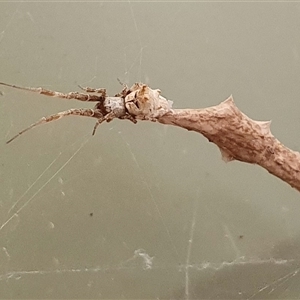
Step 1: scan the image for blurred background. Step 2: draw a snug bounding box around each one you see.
[1,2,300,299]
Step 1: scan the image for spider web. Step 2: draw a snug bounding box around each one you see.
[1,2,300,299]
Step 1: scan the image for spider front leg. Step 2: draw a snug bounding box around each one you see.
[7,108,103,144]
[0,82,103,102]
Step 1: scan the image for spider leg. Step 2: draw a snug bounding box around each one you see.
[7,108,103,144]
[92,111,116,136]
[120,113,138,124]
[92,119,105,136]
[77,84,107,96]
[0,82,103,102]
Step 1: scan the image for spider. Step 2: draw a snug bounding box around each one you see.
[0,81,138,144]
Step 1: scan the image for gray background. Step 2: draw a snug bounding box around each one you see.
[1,2,300,299]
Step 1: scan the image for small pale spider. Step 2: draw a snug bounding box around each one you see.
[0,82,137,144]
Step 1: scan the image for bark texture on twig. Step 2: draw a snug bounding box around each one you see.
[125,84,300,192]
[157,97,300,192]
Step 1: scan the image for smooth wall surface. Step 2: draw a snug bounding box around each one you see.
[1,2,300,299]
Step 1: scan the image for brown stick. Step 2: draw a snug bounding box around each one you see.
[156,96,300,192]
